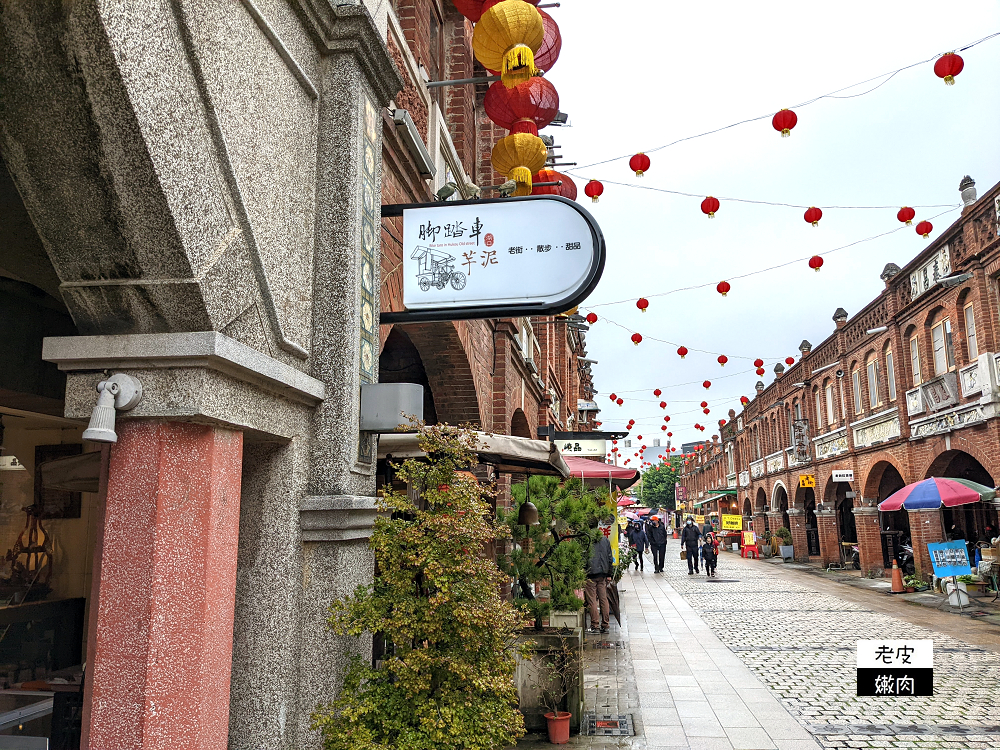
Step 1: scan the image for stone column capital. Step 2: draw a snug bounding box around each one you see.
[299,495,377,541]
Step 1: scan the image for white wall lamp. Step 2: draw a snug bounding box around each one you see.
[82,374,143,443]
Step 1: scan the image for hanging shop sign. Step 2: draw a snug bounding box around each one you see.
[558,439,606,457]
[721,514,742,530]
[675,486,688,502]
[832,469,855,483]
[694,514,705,525]
[798,474,816,488]
[380,196,605,324]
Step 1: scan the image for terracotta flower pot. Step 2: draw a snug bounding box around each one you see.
[544,711,571,744]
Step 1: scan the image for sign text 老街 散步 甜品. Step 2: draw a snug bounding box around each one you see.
[382,196,605,324]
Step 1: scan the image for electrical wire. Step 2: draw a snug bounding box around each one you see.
[583,206,961,310]
[570,31,1000,172]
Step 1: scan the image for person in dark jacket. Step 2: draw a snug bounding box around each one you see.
[680,516,702,574]
[584,518,613,633]
[702,529,719,577]
[646,515,669,573]
[626,521,648,571]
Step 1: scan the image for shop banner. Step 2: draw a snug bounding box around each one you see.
[721,514,742,530]
[927,541,972,578]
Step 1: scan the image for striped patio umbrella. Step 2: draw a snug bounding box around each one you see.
[878,477,996,512]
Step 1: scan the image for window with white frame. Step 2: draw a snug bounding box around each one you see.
[852,369,862,414]
[965,303,978,360]
[886,348,896,401]
[825,382,835,426]
[814,389,823,429]
[867,358,880,409]
[931,319,955,375]
[910,336,921,385]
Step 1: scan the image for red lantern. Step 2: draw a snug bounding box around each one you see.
[700,401,708,408]
[703,408,710,414]
[740,396,749,405]
[629,153,650,177]
[933,51,964,85]
[718,354,728,367]
[531,169,577,200]
[484,77,559,135]
[661,425,667,431]
[719,419,726,426]
[804,207,823,227]
[809,255,824,272]
[664,416,670,422]
[631,332,643,346]
[897,206,915,226]
[636,297,649,313]
[916,220,933,239]
[717,280,731,297]
[637,435,643,440]
[677,346,688,359]
[703,380,711,389]
[667,432,672,437]
[617,398,623,405]
[586,312,598,324]
[756,367,765,376]
[584,179,604,203]
[659,401,667,409]
[609,393,617,401]
[533,8,562,72]
[753,358,763,368]
[653,388,662,397]
[772,108,797,137]
[785,357,795,366]
[453,0,541,22]
[701,196,720,218]
[671,447,677,452]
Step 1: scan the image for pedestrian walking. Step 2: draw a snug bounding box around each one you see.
[626,520,648,571]
[584,517,613,634]
[646,515,668,573]
[701,521,714,568]
[680,516,702,575]
[702,529,719,577]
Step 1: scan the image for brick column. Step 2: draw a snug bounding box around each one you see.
[816,510,840,566]
[82,421,243,750]
[907,508,945,579]
[853,506,882,576]
[787,508,808,562]
[753,513,767,538]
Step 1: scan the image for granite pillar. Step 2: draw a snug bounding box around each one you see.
[82,421,243,750]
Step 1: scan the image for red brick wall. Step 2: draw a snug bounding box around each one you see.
[908,508,944,579]
[854,507,882,576]
[816,511,840,566]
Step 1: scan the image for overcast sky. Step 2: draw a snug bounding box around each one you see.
[547,1,1000,464]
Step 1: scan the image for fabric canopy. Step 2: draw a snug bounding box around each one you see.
[878,477,996,511]
[617,498,635,507]
[378,432,570,478]
[563,456,640,490]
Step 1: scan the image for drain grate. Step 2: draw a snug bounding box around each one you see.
[583,713,633,736]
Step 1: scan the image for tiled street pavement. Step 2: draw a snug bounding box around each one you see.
[655,550,1000,749]
[518,546,1000,749]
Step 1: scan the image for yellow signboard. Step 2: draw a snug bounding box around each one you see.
[742,531,756,547]
[799,474,816,488]
[721,514,742,530]
[694,514,705,525]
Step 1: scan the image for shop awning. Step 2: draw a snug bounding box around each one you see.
[563,456,640,490]
[695,493,731,507]
[378,432,570,478]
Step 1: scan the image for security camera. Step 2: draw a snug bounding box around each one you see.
[836,369,845,378]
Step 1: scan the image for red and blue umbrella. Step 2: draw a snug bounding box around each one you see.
[878,477,996,511]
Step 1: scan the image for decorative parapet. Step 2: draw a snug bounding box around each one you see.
[750,459,765,480]
[726,473,737,488]
[850,408,902,449]
[908,401,998,441]
[813,426,848,460]
[738,470,750,488]
[765,450,785,474]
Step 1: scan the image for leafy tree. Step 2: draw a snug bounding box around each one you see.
[313,425,526,750]
[498,476,611,630]
[638,459,681,510]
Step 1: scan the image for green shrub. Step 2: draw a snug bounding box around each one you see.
[776,527,793,545]
[313,425,527,750]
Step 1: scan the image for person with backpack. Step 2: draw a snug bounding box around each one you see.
[702,528,720,578]
[679,516,702,575]
[646,515,668,573]
[626,520,648,572]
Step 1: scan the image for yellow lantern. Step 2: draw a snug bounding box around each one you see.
[472,0,545,88]
[491,133,547,196]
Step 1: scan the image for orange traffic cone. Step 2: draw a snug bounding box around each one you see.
[890,559,905,593]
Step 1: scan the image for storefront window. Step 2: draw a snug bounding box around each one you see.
[931,319,955,375]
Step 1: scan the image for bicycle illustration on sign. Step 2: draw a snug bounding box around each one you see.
[410,246,468,292]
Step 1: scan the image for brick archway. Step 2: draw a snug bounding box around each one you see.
[919,441,996,485]
[510,408,531,438]
[394,321,484,426]
[863,455,908,502]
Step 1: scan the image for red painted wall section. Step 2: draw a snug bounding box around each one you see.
[82,421,244,750]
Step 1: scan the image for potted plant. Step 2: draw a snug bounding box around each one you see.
[312,425,528,750]
[903,574,924,593]
[776,527,794,561]
[528,641,582,744]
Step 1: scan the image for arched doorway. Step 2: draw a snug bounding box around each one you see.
[795,483,819,556]
[756,487,769,532]
[379,328,438,424]
[873,463,907,567]
[510,409,531,439]
[743,497,752,517]
[927,450,998,548]
[774,485,789,530]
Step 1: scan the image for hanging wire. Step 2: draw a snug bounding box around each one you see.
[583,206,961,310]
[570,31,1000,172]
